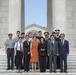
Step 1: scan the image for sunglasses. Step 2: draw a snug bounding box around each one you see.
[55,30,60,31]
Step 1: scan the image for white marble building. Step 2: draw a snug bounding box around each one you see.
[0,0,76,50]
[0,0,25,48]
[25,24,47,36]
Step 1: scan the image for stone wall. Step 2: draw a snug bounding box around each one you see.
[66,0,76,48]
[0,0,9,47]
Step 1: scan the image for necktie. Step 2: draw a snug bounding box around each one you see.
[61,40,64,46]
[51,41,54,47]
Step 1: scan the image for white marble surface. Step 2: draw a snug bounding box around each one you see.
[52,0,67,37]
[9,0,21,37]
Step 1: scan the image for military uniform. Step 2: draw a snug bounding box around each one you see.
[44,32,50,69]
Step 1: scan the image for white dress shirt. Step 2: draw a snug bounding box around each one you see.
[14,42,23,51]
[61,39,65,45]
[51,40,55,44]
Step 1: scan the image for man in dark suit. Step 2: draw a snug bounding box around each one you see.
[44,32,50,69]
[23,35,30,72]
[54,29,61,69]
[47,35,59,73]
[59,33,69,73]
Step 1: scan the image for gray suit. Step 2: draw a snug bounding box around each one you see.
[47,40,58,72]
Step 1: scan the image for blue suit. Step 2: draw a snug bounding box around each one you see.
[59,40,69,72]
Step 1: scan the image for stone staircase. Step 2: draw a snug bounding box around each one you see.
[0,54,76,75]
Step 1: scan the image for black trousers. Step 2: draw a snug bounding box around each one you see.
[15,55,17,68]
[46,55,49,69]
[24,54,30,71]
[7,48,14,69]
[60,54,67,72]
[16,51,23,70]
[39,56,46,72]
[56,56,60,69]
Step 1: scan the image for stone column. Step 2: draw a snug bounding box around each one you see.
[47,0,53,34]
[52,0,67,37]
[21,0,25,32]
[9,0,21,37]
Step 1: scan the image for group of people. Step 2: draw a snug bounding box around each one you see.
[4,29,69,73]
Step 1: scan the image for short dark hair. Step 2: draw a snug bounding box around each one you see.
[60,33,65,37]
[28,32,32,35]
[25,35,29,38]
[44,32,49,35]
[21,32,25,35]
[55,29,60,31]
[33,36,37,39]
[16,31,20,33]
[8,33,13,36]
[50,35,55,38]
[52,32,55,35]
[18,37,22,40]
[38,31,42,33]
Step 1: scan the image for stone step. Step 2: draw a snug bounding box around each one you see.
[0,64,76,68]
[0,62,76,66]
[0,62,75,65]
[0,66,76,69]
[0,68,76,70]
[0,55,76,73]
[0,67,76,70]
[0,55,76,60]
[0,69,76,73]
[1,58,76,61]
[0,73,76,75]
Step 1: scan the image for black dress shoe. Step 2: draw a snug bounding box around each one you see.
[17,71,19,73]
[11,68,14,70]
[50,71,52,73]
[54,71,57,73]
[60,71,63,73]
[20,70,22,73]
[20,71,22,73]
[64,71,68,73]
[6,68,10,70]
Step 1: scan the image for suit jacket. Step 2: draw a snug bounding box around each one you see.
[47,40,58,55]
[44,38,50,44]
[55,37,61,52]
[59,40,69,55]
[23,41,30,55]
[38,42,47,56]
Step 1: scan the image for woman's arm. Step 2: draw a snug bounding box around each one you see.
[14,43,17,56]
[30,42,33,57]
